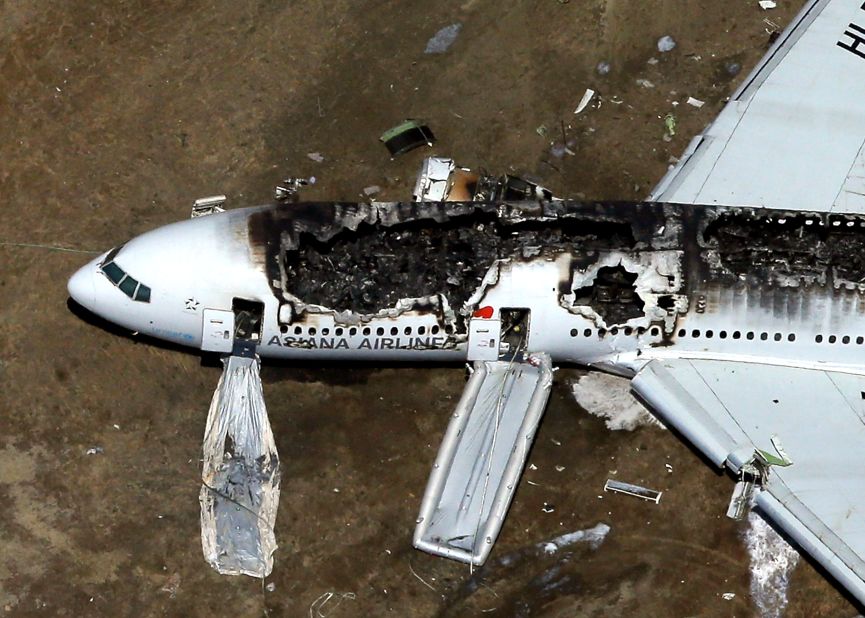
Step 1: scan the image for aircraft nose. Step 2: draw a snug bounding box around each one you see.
[67,261,97,310]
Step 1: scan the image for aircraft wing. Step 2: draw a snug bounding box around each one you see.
[632,358,865,603]
[650,0,865,213]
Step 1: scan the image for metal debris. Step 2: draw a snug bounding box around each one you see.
[603,479,662,503]
[424,23,462,54]
[363,185,382,197]
[574,88,596,114]
[380,120,435,156]
[85,446,103,455]
[657,35,677,53]
[636,78,656,89]
[686,96,705,108]
[596,61,611,76]
[307,152,325,163]
[758,0,777,9]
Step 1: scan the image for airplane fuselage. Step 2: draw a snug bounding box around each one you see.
[68,200,865,378]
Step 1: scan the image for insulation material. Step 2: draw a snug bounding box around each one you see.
[200,354,280,578]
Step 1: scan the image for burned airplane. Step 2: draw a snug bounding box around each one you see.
[67,0,865,606]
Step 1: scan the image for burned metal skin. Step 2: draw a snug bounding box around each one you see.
[244,200,687,364]
[239,199,865,373]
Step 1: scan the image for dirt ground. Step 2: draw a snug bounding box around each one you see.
[0,0,860,616]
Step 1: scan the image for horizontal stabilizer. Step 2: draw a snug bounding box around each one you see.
[414,353,553,565]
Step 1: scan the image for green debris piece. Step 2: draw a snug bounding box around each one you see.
[664,113,677,138]
[380,119,424,144]
[756,448,793,467]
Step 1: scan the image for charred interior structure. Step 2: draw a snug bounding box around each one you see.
[247,200,865,338]
[702,211,865,285]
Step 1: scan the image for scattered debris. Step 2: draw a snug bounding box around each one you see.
[541,502,555,513]
[725,61,742,76]
[646,57,659,66]
[554,465,565,472]
[540,523,611,554]
[380,120,435,156]
[573,88,596,114]
[308,591,357,618]
[722,592,736,601]
[604,479,662,503]
[535,124,548,136]
[636,78,655,89]
[85,446,103,455]
[362,185,381,197]
[596,61,611,76]
[758,0,777,9]
[412,156,557,203]
[424,23,462,54]
[663,113,677,141]
[159,573,181,598]
[657,35,677,53]
[266,582,276,592]
[275,177,314,202]
[665,463,673,473]
[191,195,226,218]
[686,96,705,108]
[306,152,325,163]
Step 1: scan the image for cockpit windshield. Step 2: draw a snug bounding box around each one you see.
[98,245,152,302]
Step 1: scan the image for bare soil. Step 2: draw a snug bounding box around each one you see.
[0,0,857,616]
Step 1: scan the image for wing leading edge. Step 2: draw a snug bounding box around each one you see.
[651,0,865,213]
[632,358,865,603]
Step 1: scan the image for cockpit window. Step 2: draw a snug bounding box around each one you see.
[98,246,152,303]
[101,261,125,284]
[118,275,138,297]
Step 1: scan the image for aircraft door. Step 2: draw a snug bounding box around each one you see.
[201,309,234,353]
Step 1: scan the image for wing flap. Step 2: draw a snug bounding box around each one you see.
[632,358,865,603]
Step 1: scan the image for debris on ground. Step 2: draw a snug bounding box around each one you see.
[309,592,357,617]
[663,113,677,141]
[636,78,655,89]
[725,61,742,76]
[159,573,181,598]
[274,177,315,202]
[306,152,325,163]
[362,185,381,197]
[722,592,736,601]
[85,446,103,455]
[539,523,611,554]
[596,61,611,75]
[686,96,705,108]
[574,88,595,114]
[200,351,280,578]
[758,0,777,9]
[604,479,663,503]
[657,35,677,53]
[541,502,555,513]
[380,120,435,156]
[424,23,462,54]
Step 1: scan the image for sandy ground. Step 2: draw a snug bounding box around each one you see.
[0,0,860,616]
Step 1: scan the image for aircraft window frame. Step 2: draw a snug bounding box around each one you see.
[118,275,139,298]
[98,246,151,303]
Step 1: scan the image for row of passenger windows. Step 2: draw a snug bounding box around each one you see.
[280,323,444,337]
[569,326,864,345]
[570,326,661,338]
[677,329,795,342]
[99,246,151,303]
